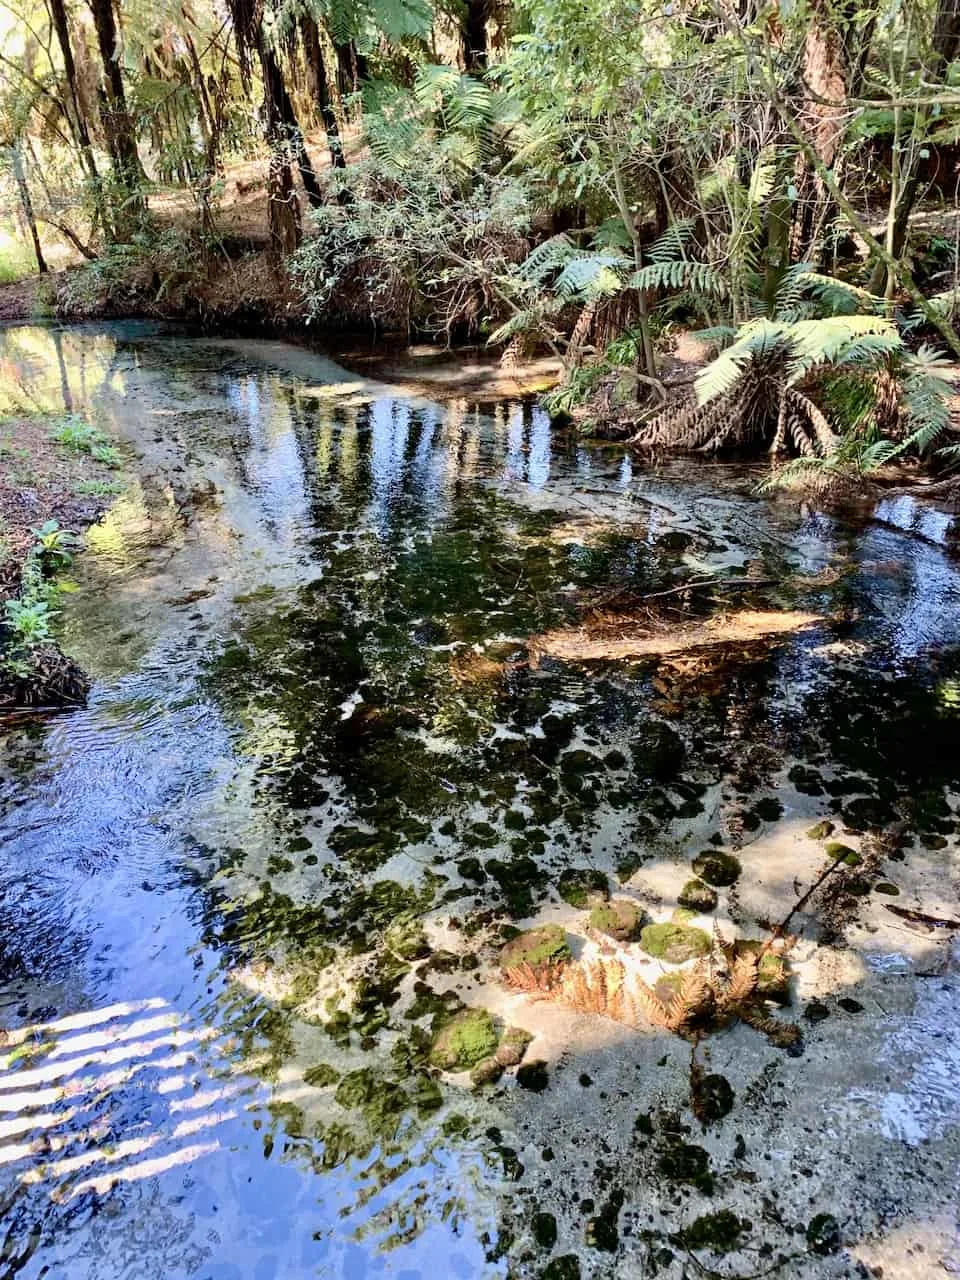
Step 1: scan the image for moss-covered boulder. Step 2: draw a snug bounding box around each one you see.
[499,924,571,973]
[640,921,711,963]
[691,849,741,887]
[589,898,646,942]
[806,820,835,840]
[470,1056,504,1086]
[495,1025,533,1067]
[303,1063,340,1088]
[557,867,609,908]
[678,878,718,913]
[429,1008,499,1071]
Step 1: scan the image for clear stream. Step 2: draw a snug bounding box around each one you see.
[0,323,959,1280]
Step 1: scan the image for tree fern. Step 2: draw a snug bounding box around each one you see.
[629,259,728,298]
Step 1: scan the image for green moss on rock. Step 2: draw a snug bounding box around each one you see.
[429,1008,498,1071]
[499,925,571,972]
[806,820,835,840]
[825,842,862,866]
[678,878,718,913]
[691,850,741,887]
[640,921,711,963]
[557,867,609,908]
[589,897,646,941]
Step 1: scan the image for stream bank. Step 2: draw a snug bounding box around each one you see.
[0,321,958,1280]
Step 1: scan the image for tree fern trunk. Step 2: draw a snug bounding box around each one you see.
[87,0,148,232]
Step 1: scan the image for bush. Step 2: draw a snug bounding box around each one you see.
[291,157,532,338]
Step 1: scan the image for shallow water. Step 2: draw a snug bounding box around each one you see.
[1,323,960,1279]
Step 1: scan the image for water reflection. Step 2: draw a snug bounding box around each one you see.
[0,323,960,1278]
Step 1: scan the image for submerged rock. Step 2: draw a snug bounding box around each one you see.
[682,1209,750,1253]
[517,1059,549,1091]
[470,1055,504,1086]
[539,1257,580,1280]
[495,1025,533,1067]
[557,867,609,908]
[691,850,741,887]
[429,1008,498,1071]
[806,1213,841,1256]
[692,1072,735,1123]
[825,841,862,866]
[678,878,718,913]
[589,897,646,941]
[532,1210,558,1249]
[806,820,836,840]
[640,922,711,963]
[499,925,571,973]
[630,722,685,780]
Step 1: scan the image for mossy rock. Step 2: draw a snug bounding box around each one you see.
[495,1025,533,1067]
[825,841,862,866]
[658,1141,713,1192]
[692,1073,735,1123]
[499,924,571,973]
[557,867,609,908]
[539,1258,580,1280]
[429,1008,498,1071]
[589,898,646,942]
[806,1213,840,1256]
[678,878,718,913]
[640,922,711,963]
[334,1068,409,1135]
[470,1056,504,1086]
[682,1209,750,1253]
[691,850,741,887]
[806,820,835,840]
[532,1210,558,1250]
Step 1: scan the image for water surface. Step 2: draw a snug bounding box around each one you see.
[1,323,959,1279]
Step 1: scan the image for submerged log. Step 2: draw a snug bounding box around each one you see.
[529,609,822,666]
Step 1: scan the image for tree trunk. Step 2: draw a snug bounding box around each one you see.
[463,0,489,70]
[87,0,147,230]
[259,42,301,253]
[9,143,46,274]
[302,15,344,169]
[790,0,849,263]
[869,0,960,293]
[270,50,324,206]
[48,0,110,238]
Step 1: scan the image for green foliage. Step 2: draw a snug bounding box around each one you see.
[50,416,120,467]
[31,520,76,572]
[291,155,532,335]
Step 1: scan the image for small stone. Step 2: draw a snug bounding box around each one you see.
[678,878,718,913]
[499,925,571,973]
[470,1056,504,1086]
[691,850,741,887]
[693,1072,734,1123]
[640,921,711,963]
[874,882,900,895]
[517,1060,549,1092]
[839,997,864,1014]
[429,1008,498,1071]
[589,897,646,941]
[495,1025,533,1067]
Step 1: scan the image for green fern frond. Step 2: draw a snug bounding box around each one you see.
[646,218,697,263]
[694,319,789,404]
[555,253,630,299]
[629,260,727,298]
[516,234,576,285]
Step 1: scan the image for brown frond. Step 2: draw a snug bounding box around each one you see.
[502,960,566,994]
[665,963,714,1031]
[737,1004,801,1048]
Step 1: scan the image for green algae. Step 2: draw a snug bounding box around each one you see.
[303,1063,340,1088]
[640,921,711,963]
[658,1141,714,1193]
[429,1008,498,1071]
[682,1209,750,1253]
